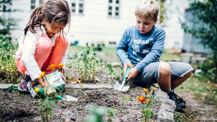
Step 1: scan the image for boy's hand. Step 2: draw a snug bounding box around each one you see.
[124,62,138,81]
[124,62,134,75]
[126,68,138,81]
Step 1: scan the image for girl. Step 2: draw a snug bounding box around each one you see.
[15,0,71,95]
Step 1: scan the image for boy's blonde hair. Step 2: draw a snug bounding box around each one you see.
[135,0,159,21]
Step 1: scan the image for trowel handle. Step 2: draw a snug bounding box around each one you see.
[123,66,131,81]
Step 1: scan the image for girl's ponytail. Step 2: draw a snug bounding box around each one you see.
[24,5,43,35]
[24,0,71,35]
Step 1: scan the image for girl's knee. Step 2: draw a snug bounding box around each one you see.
[37,36,52,51]
[159,62,171,75]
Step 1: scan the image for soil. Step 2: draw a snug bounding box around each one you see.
[0,87,161,122]
[174,91,217,121]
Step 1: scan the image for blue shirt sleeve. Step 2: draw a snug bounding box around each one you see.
[116,29,131,66]
[135,30,166,72]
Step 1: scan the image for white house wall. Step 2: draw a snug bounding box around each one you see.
[68,0,140,46]
[6,0,191,49]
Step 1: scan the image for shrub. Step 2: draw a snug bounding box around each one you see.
[0,35,21,83]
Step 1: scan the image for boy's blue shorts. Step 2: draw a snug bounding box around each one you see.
[132,61,193,87]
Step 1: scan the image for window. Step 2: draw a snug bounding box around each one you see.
[31,0,36,10]
[107,0,120,18]
[30,0,44,10]
[39,0,44,5]
[0,1,12,12]
[71,0,84,16]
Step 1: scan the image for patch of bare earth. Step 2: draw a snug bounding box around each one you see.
[0,87,161,122]
[175,91,217,121]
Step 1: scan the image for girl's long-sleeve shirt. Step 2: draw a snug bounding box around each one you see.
[15,27,68,80]
[116,25,166,72]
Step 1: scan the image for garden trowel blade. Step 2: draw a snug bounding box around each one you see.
[114,81,121,90]
[114,81,129,92]
[63,95,78,102]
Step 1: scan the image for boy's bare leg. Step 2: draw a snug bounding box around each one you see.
[171,71,192,89]
[157,62,171,92]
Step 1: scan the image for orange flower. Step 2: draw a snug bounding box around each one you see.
[152,87,156,91]
[73,78,78,83]
[48,64,56,71]
[147,98,152,104]
[144,88,149,93]
[137,96,146,103]
[79,78,84,82]
[57,63,64,68]
[39,72,45,79]
[49,64,56,68]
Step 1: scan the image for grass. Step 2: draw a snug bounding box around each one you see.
[176,76,217,105]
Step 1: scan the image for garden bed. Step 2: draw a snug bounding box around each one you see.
[0,86,161,121]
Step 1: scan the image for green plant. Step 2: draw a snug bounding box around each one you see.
[107,108,116,122]
[194,59,216,83]
[0,35,21,83]
[69,44,116,82]
[84,104,115,122]
[85,104,107,122]
[182,0,217,82]
[159,0,172,27]
[71,44,102,81]
[137,87,157,122]
[39,96,58,122]
[0,0,17,39]
[103,61,116,80]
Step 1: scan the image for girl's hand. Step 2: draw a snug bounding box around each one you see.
[58,68,66,82]
[60,72,66,82]
[37,77,56,96]
[126,67,138,81]
[44,85,56,96]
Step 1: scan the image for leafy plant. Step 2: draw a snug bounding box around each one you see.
[182,0,217,82]
[0,0,17,39]
[39,96,58,122]
[84,104,115,122]
[107,108,116,122]
[85,104,107,122]
[194,59,216,83]
[137,87,157,122]
[69,44,116,82]
[0,35,21,83]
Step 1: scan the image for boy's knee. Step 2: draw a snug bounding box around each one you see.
[159,62,171,75]
[185,70,193,77]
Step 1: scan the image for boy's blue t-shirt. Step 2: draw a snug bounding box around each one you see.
[116,25,166,72]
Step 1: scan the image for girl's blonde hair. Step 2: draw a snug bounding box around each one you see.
[135,0,159,21]
[24,0,71,35]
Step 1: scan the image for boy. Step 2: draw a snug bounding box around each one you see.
[116,0,193,111]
